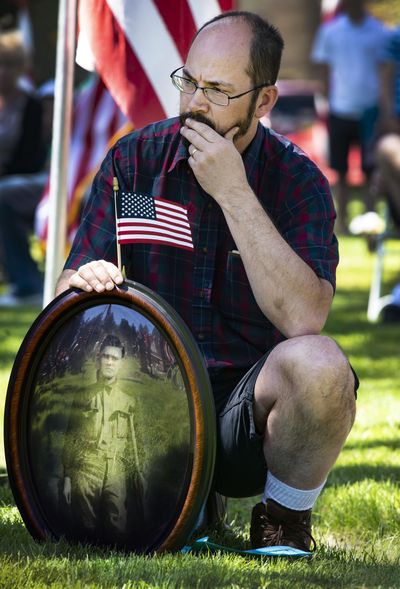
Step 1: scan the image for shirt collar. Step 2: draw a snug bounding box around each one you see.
[242,122,266,173]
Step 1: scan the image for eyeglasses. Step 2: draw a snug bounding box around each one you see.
[170,67,271,107]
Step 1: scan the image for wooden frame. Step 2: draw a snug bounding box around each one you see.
[4,281,216,553]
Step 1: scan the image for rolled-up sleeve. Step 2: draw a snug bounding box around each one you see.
[277,159,338,291]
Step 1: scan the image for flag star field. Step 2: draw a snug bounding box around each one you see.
[116,192,194,251]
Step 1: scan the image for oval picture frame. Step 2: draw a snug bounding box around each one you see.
[4,280,216,553]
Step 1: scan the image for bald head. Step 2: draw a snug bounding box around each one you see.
[193,11,284,87]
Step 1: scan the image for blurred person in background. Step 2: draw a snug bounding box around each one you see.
[0,29,50,307]
[311,0,389,234]
[373,24,400,319]
[0,30,45,176]
[375,24,400,227]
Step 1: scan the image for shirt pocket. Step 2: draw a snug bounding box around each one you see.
[221,252,270,327]
[112,411,131,439]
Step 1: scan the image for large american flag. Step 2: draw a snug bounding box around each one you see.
[321,0,342,21]
[35,76,130,248]
[36,0,233,249]
[116,192,194,251]
[77,0,233,125]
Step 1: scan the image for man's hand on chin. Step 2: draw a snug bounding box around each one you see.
[180,118,247,205]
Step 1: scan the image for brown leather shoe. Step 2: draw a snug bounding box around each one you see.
[250,500,316,551]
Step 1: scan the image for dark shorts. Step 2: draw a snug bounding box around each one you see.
[212,351,360,499]
[328,108,379,175]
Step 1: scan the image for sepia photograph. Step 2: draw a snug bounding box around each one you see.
[28,302,193,550]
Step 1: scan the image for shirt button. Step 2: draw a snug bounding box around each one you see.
[207,203,212,210]
[198,333,205,341]
[202,246,208,254]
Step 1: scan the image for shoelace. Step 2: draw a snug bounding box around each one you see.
[260,514,317,552]
[261,521,284,546]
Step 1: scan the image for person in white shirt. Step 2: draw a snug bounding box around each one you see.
[311,0,389,234]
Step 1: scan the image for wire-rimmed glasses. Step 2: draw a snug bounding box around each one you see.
[170,67,271,107]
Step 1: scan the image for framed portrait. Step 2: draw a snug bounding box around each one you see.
[4,280,216,553]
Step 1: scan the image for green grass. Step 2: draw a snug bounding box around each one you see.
[1,235,400,588]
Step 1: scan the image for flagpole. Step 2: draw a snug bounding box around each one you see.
[43,0,77,307]
[113,176,122,272]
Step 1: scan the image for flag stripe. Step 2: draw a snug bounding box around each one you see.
[118,235,194,250]
[116,193,194,251]
[156,206,190,222]
[186,0,224,29]
[80,0,232,124]
[119,214,191,230]
[321,0,341,21]
[157,213,190,227]
[118,219,192,236]
[35,77,129,247]
[118,226,192,241]
[155,196,192,211]
[83,1,168,126]
[106,0,181,117]
[67,78,103,196]
[152,0,198,61]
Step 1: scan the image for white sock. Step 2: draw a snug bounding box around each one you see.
[263,471,326,511]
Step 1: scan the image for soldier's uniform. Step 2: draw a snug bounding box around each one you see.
[63,381,143,542]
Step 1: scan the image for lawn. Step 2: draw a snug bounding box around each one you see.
[0,235,400,588]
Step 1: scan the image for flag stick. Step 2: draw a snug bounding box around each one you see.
[113,176,122,272]
[43,0,77,306]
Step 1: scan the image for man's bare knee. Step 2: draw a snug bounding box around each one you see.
[256,335,356,424]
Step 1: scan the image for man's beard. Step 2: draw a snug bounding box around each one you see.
[179,93,257,152]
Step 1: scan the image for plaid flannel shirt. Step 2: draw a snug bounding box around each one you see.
[65,117,338,383]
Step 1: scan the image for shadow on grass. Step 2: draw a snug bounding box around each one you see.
[0,512,399,589]
[327,464,400,486]
[1,475,399,588]
[344,438,400,451]
[0,308,39,331]
[327,297,399,343]
[0,480,15,508]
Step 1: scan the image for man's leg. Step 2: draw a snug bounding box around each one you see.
[214,334,357,550]
[101,458,128,541]
[72,456,105,539]
[250,335,356,550]
[328,114,355,234]
[254,335,355,487]
[360,106,380,213]
[335,172,350,235]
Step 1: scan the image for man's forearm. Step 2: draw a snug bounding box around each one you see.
[219,188,333,338]
[179,117,334,336]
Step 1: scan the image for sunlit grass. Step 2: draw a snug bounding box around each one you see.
[0,234,399,587]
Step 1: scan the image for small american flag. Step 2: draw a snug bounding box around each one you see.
[116,192,194,251]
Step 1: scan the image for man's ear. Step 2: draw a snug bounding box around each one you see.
[255,86,279,119]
